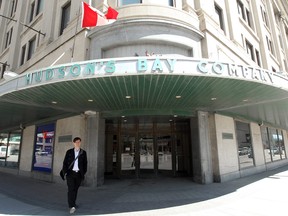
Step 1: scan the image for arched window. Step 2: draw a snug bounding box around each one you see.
[120,0,142,6]
[154,0,174,6]
[119,0,173,6]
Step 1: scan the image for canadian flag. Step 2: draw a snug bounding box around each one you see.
[81,2,118,28]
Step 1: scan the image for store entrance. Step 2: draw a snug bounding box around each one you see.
[105,117,191,178]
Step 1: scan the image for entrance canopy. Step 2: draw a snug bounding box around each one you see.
[1,57,288,130]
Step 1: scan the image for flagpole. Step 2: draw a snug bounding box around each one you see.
[71,4,81,62]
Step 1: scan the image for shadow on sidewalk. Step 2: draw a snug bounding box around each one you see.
[0,166,288,215]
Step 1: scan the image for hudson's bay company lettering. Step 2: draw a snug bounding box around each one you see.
[24,58,275,86]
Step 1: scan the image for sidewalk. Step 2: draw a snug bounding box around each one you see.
[0,166,288,216]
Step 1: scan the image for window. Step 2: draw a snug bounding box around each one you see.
[260,6,269,28]
[20,45,26,66]
[237,0,253,28]
[154,0,173,6]
[4,28,13,49]
[261,127,287,163]
[215,3,225,31]
[1,62,7,79]
[261,127,272,163]
[237,0,245,20]
[266,36,274,55]
[245,9,252,27]
[10,0,18,17]
[119,0,141,6]
[255,49,261,67]
[27,37,36,60]
[60,1,71,35]
[236,121,254,169]
[29,0,43,23]
[29,1,35,22]
[0,131,22,168]
[36,0,44,16]
[245,40,254,61]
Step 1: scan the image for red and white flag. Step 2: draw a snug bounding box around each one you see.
[81,2,118,28]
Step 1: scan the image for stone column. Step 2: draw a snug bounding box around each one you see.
[197,111,213,184]
[85,112,105,187]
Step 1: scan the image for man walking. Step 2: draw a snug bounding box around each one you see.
[62,137,87,214]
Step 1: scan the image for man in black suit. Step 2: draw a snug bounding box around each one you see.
[62,137,87,214]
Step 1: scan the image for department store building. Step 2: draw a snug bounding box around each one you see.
[1,0,288,187]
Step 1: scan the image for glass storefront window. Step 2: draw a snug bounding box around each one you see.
[269,128,286,161]
[261,127,287,163]
[261,127,272,163]
[278,130,287,159]
[0,130,21,168]
[32,123,55,172]
[236,121,254,169]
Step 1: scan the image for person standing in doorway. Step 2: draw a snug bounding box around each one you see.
[62,137,87,214]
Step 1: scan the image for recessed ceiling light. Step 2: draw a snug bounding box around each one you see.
[176,95,181,99]
[121,116,125,118]
[169,119,173,122]
[211,97,217,101]
[125,96,131,99]
[243,99,248,102]
[88,99,93,102]
[51,101,57,104]
[174,115,178,118]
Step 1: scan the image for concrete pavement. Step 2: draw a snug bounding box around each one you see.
[0,166,288,215]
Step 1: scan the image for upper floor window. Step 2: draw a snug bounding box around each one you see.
[60,1,71,35]
[20,45,26,66]
[36,0,44,16]
[29,0,44,23]
[260,6,269,28]
[215,3,225,32]
[10,0,18,17]
[245,39,254,61]
[237,0,245,20]
[255,49,261,67]
[29,1,35,22]
[154,0,173,6]
[4,28,13,49]
[237,0,253,28]
[0,62,7,79]
[266,36,274,55]
[119,0,173,6]
[27,37,36,61]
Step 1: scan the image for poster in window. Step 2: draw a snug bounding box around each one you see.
[32,123,55,172]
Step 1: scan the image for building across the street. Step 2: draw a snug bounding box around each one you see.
[1,0,288,187]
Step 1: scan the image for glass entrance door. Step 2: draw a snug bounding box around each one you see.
[105,118,191,178]
[157,135,172,172]
[121,135,136,173]
[139,135,154,171]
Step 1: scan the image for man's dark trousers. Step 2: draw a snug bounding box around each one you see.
[67,171,82,208]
